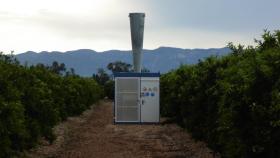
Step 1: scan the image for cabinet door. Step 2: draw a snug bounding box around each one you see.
[140,77,160,123]
[115,77,140,122]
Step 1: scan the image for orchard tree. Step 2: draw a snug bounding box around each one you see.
[50,61,66,75]
[107,61,132,73]
[93,68,110,85]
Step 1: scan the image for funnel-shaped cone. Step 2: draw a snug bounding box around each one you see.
[129,13,145,72]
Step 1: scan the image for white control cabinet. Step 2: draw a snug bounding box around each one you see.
[114,73,160,123]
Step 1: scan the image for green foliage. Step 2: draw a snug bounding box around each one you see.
[106,60,150,73]
[107,61,132,73]
[92,68,110,85]
[0,55,103,157]
[92,68,114,99]
[104,80,114,99]
[49,61,66,75]
[161,30,280,158]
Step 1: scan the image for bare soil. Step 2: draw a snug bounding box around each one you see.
[27,100,219,158]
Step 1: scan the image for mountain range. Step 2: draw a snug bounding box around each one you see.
[16,47,231,76]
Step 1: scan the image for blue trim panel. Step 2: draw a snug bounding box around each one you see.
[114,122,160,125]
[114,72,160,77]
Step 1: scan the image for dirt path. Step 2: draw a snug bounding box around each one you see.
[27,100,219,158]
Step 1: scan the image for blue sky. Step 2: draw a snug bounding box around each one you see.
[0,0,279,54]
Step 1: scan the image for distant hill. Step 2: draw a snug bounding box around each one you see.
[16,47,231,76]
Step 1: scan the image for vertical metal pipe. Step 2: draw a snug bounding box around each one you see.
[129,13,145,72]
